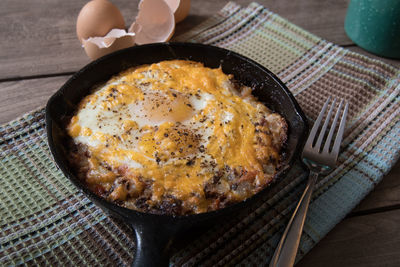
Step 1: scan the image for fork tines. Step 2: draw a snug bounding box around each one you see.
[304,96,348,167]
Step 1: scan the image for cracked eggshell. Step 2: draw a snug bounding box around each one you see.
[130,0,175,45]
[76,0,125,43]
[83,35,135,60]
[165,0,191,23]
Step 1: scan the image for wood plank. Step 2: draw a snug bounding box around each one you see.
[297,209,400,267]
[0,0,353,80]
[0,0,140,80]
[0,76,69,124]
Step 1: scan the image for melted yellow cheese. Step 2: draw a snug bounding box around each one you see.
[68,60,281,213]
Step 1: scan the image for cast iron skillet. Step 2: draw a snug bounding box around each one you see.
[46,42,307,266]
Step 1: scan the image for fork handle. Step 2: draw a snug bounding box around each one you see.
[269,171,318,267]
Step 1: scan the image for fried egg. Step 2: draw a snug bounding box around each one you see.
[67,60,287,214]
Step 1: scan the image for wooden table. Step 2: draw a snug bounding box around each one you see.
[1,0,399,266]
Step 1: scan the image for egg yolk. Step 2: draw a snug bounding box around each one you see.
[140,91,194,123]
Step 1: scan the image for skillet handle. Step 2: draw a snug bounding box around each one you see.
[131,221,176,267]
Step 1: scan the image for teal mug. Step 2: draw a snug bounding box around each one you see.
[345,0,400,59]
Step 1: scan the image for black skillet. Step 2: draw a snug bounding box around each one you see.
[46,42,307,266]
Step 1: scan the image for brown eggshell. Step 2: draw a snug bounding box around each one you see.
[131,0,175,45]
[83,35,134,60]
[164,0,191,23]
[76,0,125,43]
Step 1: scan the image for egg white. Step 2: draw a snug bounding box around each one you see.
[73,76,217,167]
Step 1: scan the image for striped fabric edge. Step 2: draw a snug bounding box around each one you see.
[0,111,136,266]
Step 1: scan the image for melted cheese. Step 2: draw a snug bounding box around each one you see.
[68,60,282,213]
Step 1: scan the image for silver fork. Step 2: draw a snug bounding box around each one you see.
[270,96,349,267]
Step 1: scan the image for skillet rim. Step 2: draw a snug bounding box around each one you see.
[45,42,308,222]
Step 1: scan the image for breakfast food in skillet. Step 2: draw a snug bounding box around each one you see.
[67,60,287,215]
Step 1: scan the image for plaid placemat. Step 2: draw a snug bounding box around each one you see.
[1,2,399,266]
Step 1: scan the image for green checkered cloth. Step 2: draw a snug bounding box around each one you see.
[1,2,399,266]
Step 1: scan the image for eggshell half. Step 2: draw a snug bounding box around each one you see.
[76,0,125,43]
[129,0,175,45]
[164,0,191,23]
